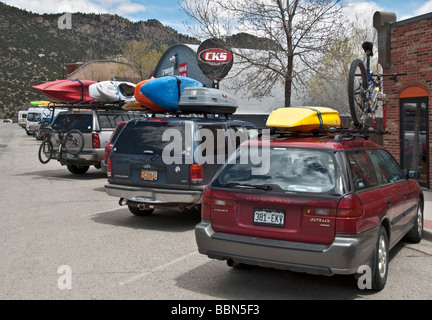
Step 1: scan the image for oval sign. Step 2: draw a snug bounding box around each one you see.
[198,48,233,66]
[197,38,234,83]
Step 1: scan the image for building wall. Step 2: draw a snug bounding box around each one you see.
[383,13,432,188]
[67,60,140,82]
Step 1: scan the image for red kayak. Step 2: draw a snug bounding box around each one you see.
[32,79,97,103]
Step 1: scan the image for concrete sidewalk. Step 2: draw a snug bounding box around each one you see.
[424,190,432,234]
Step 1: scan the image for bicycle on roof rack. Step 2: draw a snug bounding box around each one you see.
[38,122,85,164]
[348,41,407,128]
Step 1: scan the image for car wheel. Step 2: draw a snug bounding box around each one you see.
[372,226,389,291]
[128,205,154,216]
[405,201,423,244]
[66,164,90,174]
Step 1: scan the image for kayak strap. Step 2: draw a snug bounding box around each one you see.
[308,107,324,132]
[111,81,122,103]
[174,76,182,100]
[72,79,84,101]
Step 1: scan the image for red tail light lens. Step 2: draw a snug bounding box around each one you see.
[336,194,364,217]
[92,133,100,148]
[190,164,203,184]
[202,186,212,206]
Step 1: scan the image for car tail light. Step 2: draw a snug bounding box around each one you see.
[202,186,212,219]
[92,133,100,148]
[107,158,112,178]
[201,187,236,220]
[336,194,364,217]
[190,164,203,184]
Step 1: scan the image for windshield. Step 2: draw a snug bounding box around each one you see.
[27,112,41,122]
[213,147,338,194]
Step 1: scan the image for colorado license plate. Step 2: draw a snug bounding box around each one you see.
[141,169,158,180]
[253,209,285,228]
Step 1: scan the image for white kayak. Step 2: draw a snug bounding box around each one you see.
[89,81,136,103]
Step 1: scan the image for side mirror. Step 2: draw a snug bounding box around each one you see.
[407,170,420,180]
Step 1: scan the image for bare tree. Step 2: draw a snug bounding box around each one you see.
[120,40,166,80]
[307,10,381,115]
[181,0,347,107]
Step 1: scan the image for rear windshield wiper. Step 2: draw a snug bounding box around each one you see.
[226,182,273,190]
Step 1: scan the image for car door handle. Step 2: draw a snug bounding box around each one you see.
[387,199,392,207]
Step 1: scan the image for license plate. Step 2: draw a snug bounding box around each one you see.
[141,169,158,180]
[253,209,285,228]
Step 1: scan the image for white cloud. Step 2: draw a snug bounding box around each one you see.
[2,0,146,15]
[413,0,432,16]
[343,1,384,27]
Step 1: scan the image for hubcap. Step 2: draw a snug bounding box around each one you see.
[417,206,423,236]
[378,235,387,279]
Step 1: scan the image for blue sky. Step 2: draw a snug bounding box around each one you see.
[2,0,432,35]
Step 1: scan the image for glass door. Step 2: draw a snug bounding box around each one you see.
[400,98,429,188]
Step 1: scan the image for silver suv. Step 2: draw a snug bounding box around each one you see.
[49,109,143,174]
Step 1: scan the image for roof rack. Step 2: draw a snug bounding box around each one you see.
[333,127,390,142]
[264,126,391,141]
[44,102,129,110]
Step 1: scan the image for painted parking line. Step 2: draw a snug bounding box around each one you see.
[119,251,198,286]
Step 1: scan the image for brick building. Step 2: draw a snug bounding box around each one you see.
[374,12,432,189]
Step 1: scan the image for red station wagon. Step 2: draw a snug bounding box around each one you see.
[195,133,424,290]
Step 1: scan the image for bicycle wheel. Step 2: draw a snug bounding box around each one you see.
[63,129,85,155]
[348,59,368,127]
[38,140,53,164]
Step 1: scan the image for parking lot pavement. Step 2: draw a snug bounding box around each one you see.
[424,190,432,234]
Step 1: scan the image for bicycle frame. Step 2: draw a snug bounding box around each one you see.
[364,53,382,114]
[348,42,406,129]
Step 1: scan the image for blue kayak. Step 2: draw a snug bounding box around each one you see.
[140,76,203,112]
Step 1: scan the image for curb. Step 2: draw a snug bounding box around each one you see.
[425,219,432,234]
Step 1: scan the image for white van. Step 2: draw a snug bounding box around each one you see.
[18,110,28,128]
[25,107,66,135]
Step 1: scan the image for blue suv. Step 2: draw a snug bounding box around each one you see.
[105,116,255,215]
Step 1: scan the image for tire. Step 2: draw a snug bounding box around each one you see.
[128,205,154,216]
[64,129,84,156]
[38,140,53,164]
[66,163,90,174]
[405,201,423,243]
[348,59,368,127]
[371,226,389,291]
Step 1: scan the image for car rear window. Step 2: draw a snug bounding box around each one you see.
[113,120,189,155]
[51,113,93,133]
[98,113,139,129]
[213,147,337,194]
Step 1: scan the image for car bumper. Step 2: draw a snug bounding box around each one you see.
[54,149,103,166]
[195,220,378,276]
[105,183,203,205]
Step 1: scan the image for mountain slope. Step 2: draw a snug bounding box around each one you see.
[0,2,198,117]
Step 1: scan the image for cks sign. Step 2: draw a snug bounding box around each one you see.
[198,48,233,66]
[197,38,234,82]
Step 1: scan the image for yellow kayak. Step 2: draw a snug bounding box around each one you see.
[266,107,341,132]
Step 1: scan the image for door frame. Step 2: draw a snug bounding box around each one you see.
[399,97,429,189]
